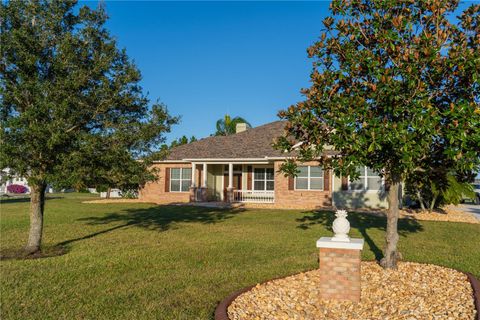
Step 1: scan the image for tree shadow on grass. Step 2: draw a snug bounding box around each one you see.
[58,205,245,247]
[296,210,423,261]
[0,195,63,204]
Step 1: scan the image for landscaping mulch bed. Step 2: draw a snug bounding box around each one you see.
[363,206,479,224]
[227,262,477,320]
[400,206,479,224]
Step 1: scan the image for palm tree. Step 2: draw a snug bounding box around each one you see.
[215,114,251,136]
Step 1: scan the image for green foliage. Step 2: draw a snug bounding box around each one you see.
[275,1,480,186]
[442,174,475,205]
[121,189,138,199]
[405,168,476,209]
[0,1,178,190]
[214,114,251,136]
[169,135,197,149]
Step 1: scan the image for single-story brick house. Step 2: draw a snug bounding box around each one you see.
[139,121,388,209]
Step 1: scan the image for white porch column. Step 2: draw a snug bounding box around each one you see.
[228,163,233,189]
[202,163,207,188]
[191,163,196,187]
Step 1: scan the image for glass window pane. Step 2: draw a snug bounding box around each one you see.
[254,168,265,180]
[266,181,274,190]
[266,168,274,180]
[171,168,180,179]
[182,168,192,179]
[297,166,308,178]
[367,178,382,190]
[254,181,265,190]
[366,167,378,177]
[310,166,323,178]
[181,180,190,192]
[295,178,308,189]
[170,180,180,191]
[310,178,323,190]
[350,180,364,191]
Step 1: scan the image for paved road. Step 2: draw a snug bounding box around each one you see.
[456,204,480,221]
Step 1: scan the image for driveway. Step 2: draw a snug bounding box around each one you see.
[453,204,480,221]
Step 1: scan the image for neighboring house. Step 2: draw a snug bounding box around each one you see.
[0,168,67,195]
[139,121,388,209]
[0,168,30,194]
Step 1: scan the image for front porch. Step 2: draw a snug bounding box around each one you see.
[188,162,275,204]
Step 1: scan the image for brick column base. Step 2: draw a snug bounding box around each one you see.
[189,187,196,202]
[198,187,208,202]
[316,237,364,302]
[226,187,234,203]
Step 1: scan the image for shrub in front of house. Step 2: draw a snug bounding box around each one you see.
[7,184,28,194]
[122,189,138,199]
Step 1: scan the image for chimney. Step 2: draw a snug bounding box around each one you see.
[236,122,248,133]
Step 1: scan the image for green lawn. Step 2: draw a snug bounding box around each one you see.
[1,193,479,319]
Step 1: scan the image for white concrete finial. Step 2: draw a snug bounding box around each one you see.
[332,209,351,242]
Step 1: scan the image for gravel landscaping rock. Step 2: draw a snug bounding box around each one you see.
[363,206,479,224]
[228,262,477,320]
[399,206,479,224]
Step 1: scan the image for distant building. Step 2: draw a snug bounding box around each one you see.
[0,168,30,194]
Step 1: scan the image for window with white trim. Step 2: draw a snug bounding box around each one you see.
[170,168,192,192]
[295,166,324,190]
[253,168,274,191]
[350,166,382,191]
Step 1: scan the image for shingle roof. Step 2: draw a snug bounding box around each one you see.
[165,121,288,160]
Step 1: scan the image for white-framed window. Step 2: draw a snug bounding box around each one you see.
[253,167,274,191]
[295,166,324,190]
[170,168,192,192]
[349,166,382,191]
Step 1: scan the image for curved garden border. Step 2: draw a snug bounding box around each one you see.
[215,269,480,320]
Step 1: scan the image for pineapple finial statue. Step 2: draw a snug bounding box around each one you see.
[332,209,350,242]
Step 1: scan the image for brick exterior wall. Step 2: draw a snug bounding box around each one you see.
[273,161,332,209]
[139,161,333,209]
[138,163,191,204]
[318,248,361,302]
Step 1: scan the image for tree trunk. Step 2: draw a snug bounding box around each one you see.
[25,182,47,254]
[106,187,111,199]
[416,189,426,211]
[380,180,400,269]
[429,194,438,212]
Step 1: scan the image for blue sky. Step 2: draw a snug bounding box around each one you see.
[82,1,479,145]
[82,1,331,142]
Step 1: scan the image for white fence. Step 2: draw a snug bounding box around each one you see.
[233,190,274,203]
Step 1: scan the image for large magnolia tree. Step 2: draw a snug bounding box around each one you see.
[0,1,177,254]
[276,0,480,268]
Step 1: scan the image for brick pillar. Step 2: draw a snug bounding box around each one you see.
[226,187,234,203]
[189,187,196,202]
[199,187,208,202]
[316,237,364,302]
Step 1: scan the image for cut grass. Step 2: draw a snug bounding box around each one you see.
[1,193,479,319]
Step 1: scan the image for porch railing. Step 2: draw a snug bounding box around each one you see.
[233,190,274,203]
